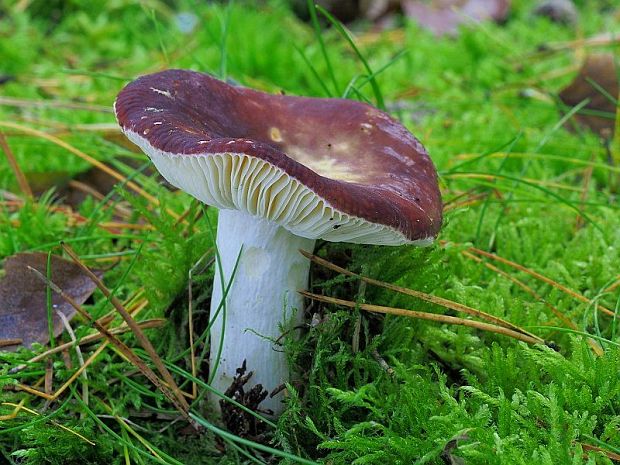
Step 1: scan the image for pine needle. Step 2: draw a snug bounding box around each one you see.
[0,131,32,198]
[465,246,615,317]
[60,243,193,420]
[300,250,543,343]
[300,291,542,345]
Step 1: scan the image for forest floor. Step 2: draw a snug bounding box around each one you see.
[0,1,619,464]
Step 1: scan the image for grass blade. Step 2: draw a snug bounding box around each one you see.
[315,4,384,109]
[306,0,339,96]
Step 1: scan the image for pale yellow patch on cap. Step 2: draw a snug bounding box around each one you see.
[269,127,283,142]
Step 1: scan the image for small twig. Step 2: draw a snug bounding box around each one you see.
[579,442,620,462]
[56,309,89,410]
[371,348,394,377]
[175,199,198,228]
[535,33,620,54]
[0,196,138,233]
[98,392,178,459]
[97,415,151,433]
[0,131,32,198]
[442,188,480,207]
[17,342,107,402]
[605,277,620,294]
[0,122,156,204]
[9,318,163,374]
[66,179,134,220]
[0,399,27,421]
[443,192,489,212]
[0,121,185,222]
[44,358,53,396]
[0,339,22,348]
[269,383,287,398]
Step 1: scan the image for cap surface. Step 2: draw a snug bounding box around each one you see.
[115,69,442,245]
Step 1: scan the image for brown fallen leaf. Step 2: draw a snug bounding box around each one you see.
[532,0,578,25]
[358,0,404,30]
[402,0,511,36]
[291,0,360,23]
[559,53,619,137]
[0,253,102,350]
[292,0,400,26]
[440,431,472,465]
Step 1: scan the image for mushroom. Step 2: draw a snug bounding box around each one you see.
[114,69,442,416]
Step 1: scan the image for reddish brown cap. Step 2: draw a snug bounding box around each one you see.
[115,69,442,245]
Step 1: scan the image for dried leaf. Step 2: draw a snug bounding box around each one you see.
[402,0,511,36]
[441,431,472,465]
[360,0,402,23]
[291,0,360,23]
[0,253,102,350]
[220,360,269,442]
[559,53,619,137]
[532,0,578,25]
[0,75,15,86]
[293,0,401,25]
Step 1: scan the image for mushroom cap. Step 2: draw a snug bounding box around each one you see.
[115,69,442,245]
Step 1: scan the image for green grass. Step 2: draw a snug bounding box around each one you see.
[0,0,619,464]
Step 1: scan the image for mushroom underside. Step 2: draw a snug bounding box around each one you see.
[126,129,434,246]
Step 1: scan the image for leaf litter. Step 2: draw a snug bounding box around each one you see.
[0,253,102,350]
[401,0,511,36]
[559,53,619,137]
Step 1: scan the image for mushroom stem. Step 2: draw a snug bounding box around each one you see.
[209,209,315,416]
